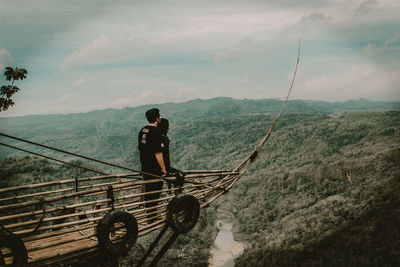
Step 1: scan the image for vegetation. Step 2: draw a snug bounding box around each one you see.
[0,67,27,111]
[0,98,399,266]
[229,112,400,266]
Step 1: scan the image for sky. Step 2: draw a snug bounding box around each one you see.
[0,0,399,117]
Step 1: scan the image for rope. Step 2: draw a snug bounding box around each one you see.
[29,197,47,235]
[233,39,301,174]
[0,132,165,180]
[0,142,109,175]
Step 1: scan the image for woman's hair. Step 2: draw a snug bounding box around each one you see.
[158,118,169,135]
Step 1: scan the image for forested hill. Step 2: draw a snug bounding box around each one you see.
[0,97,399,163]
[0,97,399,266]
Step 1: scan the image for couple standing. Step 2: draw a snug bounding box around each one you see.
[138,108,177,223]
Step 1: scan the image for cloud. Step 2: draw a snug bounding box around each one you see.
[298,64,400,101]
[2,0,400,117]
[384,31,400,47]
[214,38,253,64]
[0,48,14,74]
[61,36,120,68]
[356,0,379,15]
[363,31,400,69]
[282,11,333,39]
[73,77,91,86]
[298,12,332,27]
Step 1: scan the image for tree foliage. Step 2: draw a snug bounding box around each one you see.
[0,67,28,111]
[0,99,399,266]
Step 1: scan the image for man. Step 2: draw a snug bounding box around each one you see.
[138,108,167,223]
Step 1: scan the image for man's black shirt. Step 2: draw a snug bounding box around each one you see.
[138,125,163,175]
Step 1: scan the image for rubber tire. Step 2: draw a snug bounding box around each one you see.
[167,194,200,234]
[96,210,138,256]
[0,232,28,267]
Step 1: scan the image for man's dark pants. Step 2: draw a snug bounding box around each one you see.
[143,173,163,223]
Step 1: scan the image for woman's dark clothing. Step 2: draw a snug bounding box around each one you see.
[161,134,178,175]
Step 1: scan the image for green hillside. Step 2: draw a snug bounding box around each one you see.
[1,98,399,163]
[228,111,400,266]
[0,98,399,266]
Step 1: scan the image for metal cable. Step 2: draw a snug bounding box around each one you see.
[0,142,108,175]
[0,132,163,179]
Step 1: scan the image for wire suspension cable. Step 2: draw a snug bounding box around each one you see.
[0,132,162,179]
[233,39,301,173]
[0,142,108,175]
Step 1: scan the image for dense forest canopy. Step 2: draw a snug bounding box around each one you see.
[0,98,399,266]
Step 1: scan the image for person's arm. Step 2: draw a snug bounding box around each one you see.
[155,152,167,176]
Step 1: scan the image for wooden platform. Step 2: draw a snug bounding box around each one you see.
[0,170,238,266]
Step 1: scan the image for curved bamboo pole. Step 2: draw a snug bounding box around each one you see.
[234,39,301,174]
[0,42,301,266]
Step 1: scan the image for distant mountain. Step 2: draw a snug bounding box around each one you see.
[1,103,399,266]
[0,97,399,162]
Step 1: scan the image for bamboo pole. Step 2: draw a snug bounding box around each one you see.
[14,215,104,235]
[22,222,97,242]
[0,198,109,222]
[2,171,241,265]
[77,172,141,182]
[0,187,108,211]
[3,204,113,229]
[77,179,137,191]
[27,230,97,252]
[184,172,237,179]
[6,192,176,231]
[28,243,99,266]
[182,169,232,174]
[117,175,125,206]
[0,179,75,194]
[0,187,75,203]
[0,173,141,195]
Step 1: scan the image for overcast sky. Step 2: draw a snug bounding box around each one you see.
[0,0,399,117]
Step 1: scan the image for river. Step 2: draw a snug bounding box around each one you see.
[208,211,245,267]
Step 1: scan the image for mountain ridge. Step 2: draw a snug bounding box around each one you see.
[1,97,399,120]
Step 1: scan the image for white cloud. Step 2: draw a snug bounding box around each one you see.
[73,76,91,87]
[355,0,379,15]
[384,31,400,47]
[214,38,253,64]
[363,31,400,69]
[61,35,119,68]
[0,48,14,74]
[297,12,332,27]
[62,8,300,64]
[2,0,400,117]
[298,64,400,101]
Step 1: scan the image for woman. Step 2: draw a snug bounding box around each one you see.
[157,118,185,192]
[157,118,176,175]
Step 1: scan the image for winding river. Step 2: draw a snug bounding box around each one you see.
[208,211,245,267]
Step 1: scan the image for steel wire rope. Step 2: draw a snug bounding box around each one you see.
[0,133,166,180]
[0,142,108,175]
[0,134,231,198]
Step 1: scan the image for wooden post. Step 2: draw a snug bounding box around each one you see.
[107,186,115,210]
[74,178,79,221]
[117,175,125,206]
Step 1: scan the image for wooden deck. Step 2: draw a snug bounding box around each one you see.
[0,170,239,266]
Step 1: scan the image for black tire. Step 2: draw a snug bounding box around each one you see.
[0,232,28,267]
[167,194,200,234]
[96,210,138,256]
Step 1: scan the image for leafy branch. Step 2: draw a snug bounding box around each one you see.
[0,67,28,112]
